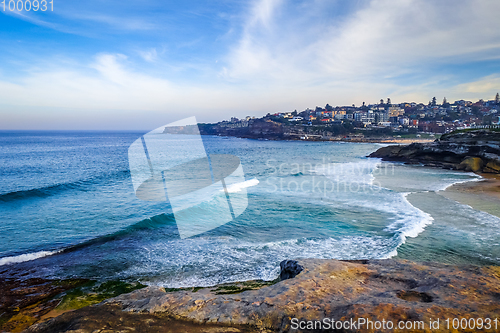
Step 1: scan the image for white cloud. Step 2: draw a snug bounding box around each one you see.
[225,0,500,82]
[138,48,159,63]
[0,54,174,110]
[453,75,500,96]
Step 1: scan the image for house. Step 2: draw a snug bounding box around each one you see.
[388,107,404,118]
[375,111,389,123]
[399,118,410,126]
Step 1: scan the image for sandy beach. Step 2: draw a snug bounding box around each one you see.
[441,173,500,218]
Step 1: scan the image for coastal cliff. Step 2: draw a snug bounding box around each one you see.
[369,129,500,173]
[23,259,500,333]
[198,119,395,142]
[199,119,285,140]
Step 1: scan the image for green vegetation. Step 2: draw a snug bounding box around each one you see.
[1,278,147,333]
[441,127,500,140]
[55,280,146,311]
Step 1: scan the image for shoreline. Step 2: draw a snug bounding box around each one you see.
[209,134,436,144]
[440,173,500,218]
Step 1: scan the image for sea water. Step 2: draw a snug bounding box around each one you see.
[0,131,498,287]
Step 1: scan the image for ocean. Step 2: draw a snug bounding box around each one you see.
[1,131,499,287]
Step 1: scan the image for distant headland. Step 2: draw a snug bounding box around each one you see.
[198,95,500,142]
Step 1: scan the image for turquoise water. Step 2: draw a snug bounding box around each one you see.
[0,132,498,287]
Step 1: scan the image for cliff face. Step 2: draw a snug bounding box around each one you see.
[199,120,347,141]
[199,119,285,140]
[369,130,500,173]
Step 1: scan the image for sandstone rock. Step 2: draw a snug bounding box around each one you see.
[23,259,500,332]
[369,129,500,174]
[484,159,500,173]
[458,157,484,172]
[68,258,500,333]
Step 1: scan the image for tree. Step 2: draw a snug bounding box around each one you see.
[387,98,391,105]
[496,92,499,105]
[442,97,449,108]
[471,105,481,117]
[380,99,384,106]
[325,104,333,111]
[431,97,437,106]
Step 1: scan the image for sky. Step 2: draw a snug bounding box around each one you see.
[1,0,500,129]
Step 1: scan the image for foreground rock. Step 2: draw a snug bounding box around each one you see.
[369,129,500,173]
[0,277,145,333]
[0,277,92,333]
[27,259,500,332]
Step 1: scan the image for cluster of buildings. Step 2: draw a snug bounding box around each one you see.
[265,96,500,133]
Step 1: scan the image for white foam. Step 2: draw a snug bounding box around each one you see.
[0,250,59,266]
[438,174,483,192]
[224,178,259,193]
[395,192,434,239]
[370,192,434,241]
[336,190,434,243]
[381,248,399,259]
[122,234,401,288]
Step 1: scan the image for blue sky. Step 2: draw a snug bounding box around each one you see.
[1,0,500,129]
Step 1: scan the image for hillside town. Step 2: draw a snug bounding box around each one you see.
[200,94,500,141]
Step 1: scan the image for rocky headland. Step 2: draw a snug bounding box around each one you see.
[20,259,500,333]
[197,120,431,143]
[368,129,500,173]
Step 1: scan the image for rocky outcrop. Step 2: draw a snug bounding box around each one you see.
[27,258,500,332]
[199,119,285,140]
[279,260,303,280]
[0,278,145,333]
[369,129,500,173]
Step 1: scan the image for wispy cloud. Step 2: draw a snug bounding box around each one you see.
[138,48,159,63]
[64,13,159,31]
[224,0,500,84]
[2,9,59,30]
[455,74,500,95]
